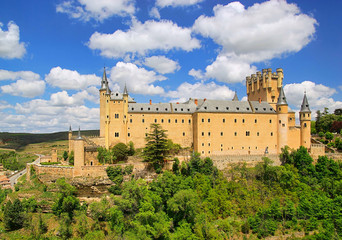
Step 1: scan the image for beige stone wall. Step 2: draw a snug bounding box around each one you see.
[34,165,73,181]
[288,127,301,150]
[99,90,106,137]
[126,113,193,149]
[84,150,99,166]
[311,144,325,160]
[194,112,278,156]
[73,139,85,177]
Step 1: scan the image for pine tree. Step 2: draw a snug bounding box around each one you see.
[143,124,169,172]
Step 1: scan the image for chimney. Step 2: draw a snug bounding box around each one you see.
[259,98,261,103]
[204,98,207,101]
[149,99,152,105]
[176,102,179,104]
[194,99,198,105]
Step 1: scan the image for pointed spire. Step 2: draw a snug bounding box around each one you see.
[232,91,239,101]
[123,83,128,95]
[100,67,108,90]
[300,92,311,113]
[277,87,287,105]
[69,125,72,132]
[77,126,82,140]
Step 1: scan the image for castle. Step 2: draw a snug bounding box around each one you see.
[28,67,315,181]
[97,68,311,156]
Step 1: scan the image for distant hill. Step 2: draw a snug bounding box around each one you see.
[0,130,99,150]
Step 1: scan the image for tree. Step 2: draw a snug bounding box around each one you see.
[127,141,135,156]
[63,151,68,161]
[172,158,180,174]
[97,147,112,164]
[112,143,129,162]
[4,199,25,231]
[326,132,334,142]
[143,124,169,172]
[68,151,74,165]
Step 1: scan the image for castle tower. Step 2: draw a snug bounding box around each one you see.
[100,68,109,138]
[73,127,85,177]
[68,125,72,153]
[123,84,129,143]
[276,87,289,153]
[300,92,311,149]
[105,86,111,150]
[246,68,284,109]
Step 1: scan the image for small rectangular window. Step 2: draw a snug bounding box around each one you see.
[161,119,164,123]
[115,132,119,137]
[242,119,245,123]
[223,119,225,123]
[208,119,210,123]
[202,143,204,146]
[234,119,237,123]
[130,119,132,123]
[208,132,211,136]
[271,132,273,136]
[168,119,171,123]
[142,119,145,123]
[182,119,184,123]
[257,132,259,136]
[208,143,210,146]
[183,132,185,136]
[234,132,237,136]
[246,131,250,136]
[154,119,157,123]
[202,118,204,122]
[269,119,272,123]
[221,132,223,136]
[255,119,257,123]
[175,119,178,123]
[128,133,130,137]
[188,119,191,124]
[202,132,204,136]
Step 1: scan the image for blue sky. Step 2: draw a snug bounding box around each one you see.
[0,0,341,133]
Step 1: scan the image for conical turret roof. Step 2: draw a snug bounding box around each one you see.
[300,92,311,113]
[100,67,108,90]
[277,87,287,105]
[232,91,239,101]
[69,125,72,132]
[123,83,128,95]
[77,126,82,140]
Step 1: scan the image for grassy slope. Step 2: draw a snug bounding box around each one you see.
[0,130,99,150]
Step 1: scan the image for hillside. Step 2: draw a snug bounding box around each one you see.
[0,130,99,150]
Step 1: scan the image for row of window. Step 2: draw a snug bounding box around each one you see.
[201,118,271,123]
[201,131,274,137]
[200,145,263,155]
[131,119,192,124]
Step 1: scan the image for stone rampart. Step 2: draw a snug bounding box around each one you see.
[211,154,280,170]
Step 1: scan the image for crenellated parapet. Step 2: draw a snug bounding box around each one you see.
[246,68,284,108]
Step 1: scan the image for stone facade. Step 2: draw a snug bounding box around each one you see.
[98,68,311,156]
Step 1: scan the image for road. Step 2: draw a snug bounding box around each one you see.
[9,154,42,187]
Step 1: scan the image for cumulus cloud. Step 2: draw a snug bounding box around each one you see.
[56,0,135,22]
[143,56,180,74]
[45,67,100,90]
[0,69,40,81]
[191,0,317,83]
[0,21,26,59]
[1,80,45,98]
[188,69,204,80]
[88,19,200,58]
[149,7,161,19]
[109,62,165,95]
[166,81,234,102]
[284,81,342,114]
[156,0,203,8]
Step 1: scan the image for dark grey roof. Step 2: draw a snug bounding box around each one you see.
[110,91,135,103]
[196,100,252,113]
[127,99,276,114]
[232,92,239,101]
[277,87,287,105]
[300,93,311,112]
[77,126,82,140]
[250,101,277,113]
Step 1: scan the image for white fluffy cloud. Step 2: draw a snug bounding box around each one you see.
[0,21,26,59]
[0,70,40,81]
[191,0,317,83]
[50,89,97,106]
[284,81,342,114]
[56,0,135,22]
[1,80,45,98]
[109,62,165,95]
[156,0,203,8]
[149,7,161,19]
[143,56,180,74]
[45,67,100,90]
[88,19,200,58]
[166,81,234,102]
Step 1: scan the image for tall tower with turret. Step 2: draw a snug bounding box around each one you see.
[99,68,109,138]
[276,87,289,153]
[300,93,311,149]
[73,127,85,177]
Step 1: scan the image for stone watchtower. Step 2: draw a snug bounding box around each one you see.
[99,68,111,149]
[300,93,311,149]
[276,87,289,152]
[73,127,85,177]
[246,68,284,109]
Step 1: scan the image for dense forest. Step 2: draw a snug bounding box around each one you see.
[1,146,342,239]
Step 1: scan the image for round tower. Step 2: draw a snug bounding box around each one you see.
[73,127,85,177]
[300,93,311,149]
[276,87,289,153]
[68,125,72,153]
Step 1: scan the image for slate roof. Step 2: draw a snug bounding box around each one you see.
[127,98,276,114]
[111,91,135,103]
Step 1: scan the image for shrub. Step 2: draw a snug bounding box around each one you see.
[112,143,129,162]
